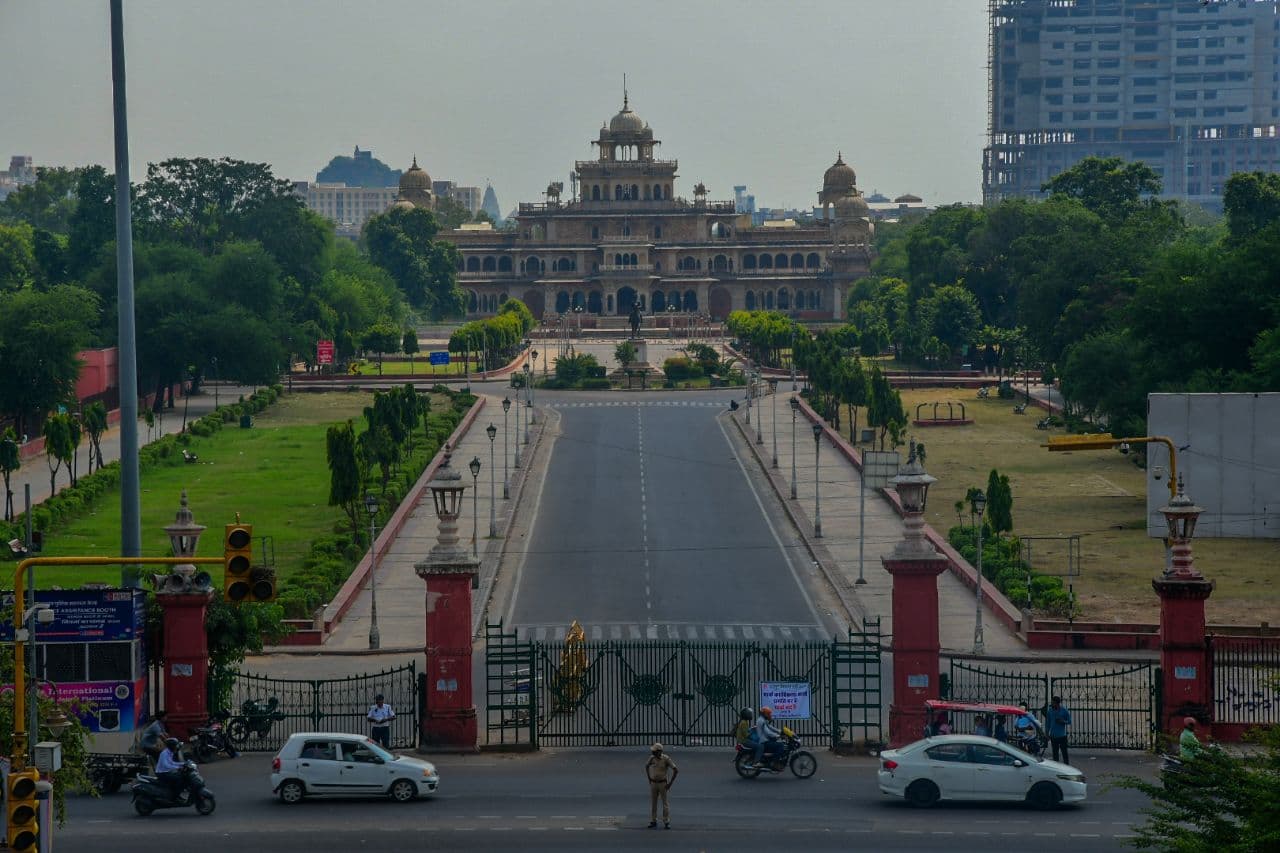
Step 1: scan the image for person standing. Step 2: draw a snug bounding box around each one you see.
[367,694,395,748]
[1046,695,1073,765]
[645,742,679,829]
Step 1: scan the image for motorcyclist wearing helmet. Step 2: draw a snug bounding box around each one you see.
[733,708,754,747]
[154,738,187,802]
[751,707,783,768]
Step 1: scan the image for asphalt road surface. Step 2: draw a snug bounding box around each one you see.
[504,392,835,642]
[58,749,1156,853]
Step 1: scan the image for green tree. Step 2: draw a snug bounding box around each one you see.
[1059,330,1147,434]
[42,413,73,496]
[838,357,869,444]
[0,166,81,232]
[920,284,981,357]
[1041,155,1164,225]
[362,322,401,375]
[67,414,82,486]
[985,469,1013,536]
[866,365,906,450]
[65,165,117,279]
[362,206,464,318]
[402,329,420,374]
[0,222,36,291]
[497,297,536,335]
[325,421,361,537]
[0,285,99,437]
[0,427,19,521]
[32,227,69,288]
[433,196,474,229]
[614,340,637,371]
[83,401,107,473]
[1222,170,1280,242]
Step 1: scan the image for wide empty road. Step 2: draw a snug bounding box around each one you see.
[506,395,831,641]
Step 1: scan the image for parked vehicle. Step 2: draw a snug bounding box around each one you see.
[733,727,818,779]
[271,732,439,804]
[130,760,216,816]
[188,714,239,762]
[226,697,286,745]
[877,734,1087,809]
[87,752,151,795]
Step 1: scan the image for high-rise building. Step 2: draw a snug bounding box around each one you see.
[983,0,1280,211]
[432,180,482,215]
[481,183,502,223]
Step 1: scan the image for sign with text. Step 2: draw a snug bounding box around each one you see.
[0,589,145,642]
[428,351,451,366]
[316,340,335,365]
[759,681,811,720]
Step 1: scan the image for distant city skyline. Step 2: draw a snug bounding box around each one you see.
[0,1,989,209]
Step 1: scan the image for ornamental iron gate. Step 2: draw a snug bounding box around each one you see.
[483,620,881,749]
[944,659,1158,750]
[1210,636,1280,726]
[225,662,419,752]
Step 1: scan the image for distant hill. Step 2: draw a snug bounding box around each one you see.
[316,147,401,187]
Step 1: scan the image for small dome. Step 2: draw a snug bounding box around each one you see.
[609,96,646,134]
[823,152,857,193]
[835,192,870,219]
[399,156,432,190]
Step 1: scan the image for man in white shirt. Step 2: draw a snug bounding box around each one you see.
[155,738,186,801]
[367,694,395,747]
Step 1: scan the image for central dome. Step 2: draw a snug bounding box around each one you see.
[400,156,432,190]
[609,97,646,134]
[823,152,857,193]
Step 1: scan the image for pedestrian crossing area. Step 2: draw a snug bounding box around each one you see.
[548,401,726,409]
[514,623,831,642]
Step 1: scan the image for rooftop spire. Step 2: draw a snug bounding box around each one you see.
[623,73,629,110]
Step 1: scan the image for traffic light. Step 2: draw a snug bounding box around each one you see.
[223,523,253,602]
[249,565,277,603]
[7,768,39,852]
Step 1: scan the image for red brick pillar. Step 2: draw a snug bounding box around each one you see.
[156,590,214,739]
[418,566,479,750]
[881,443,947,748]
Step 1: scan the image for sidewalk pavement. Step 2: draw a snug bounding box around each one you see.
[307,394,548,654]
[3,385,257,514]
[731,388,1026,656]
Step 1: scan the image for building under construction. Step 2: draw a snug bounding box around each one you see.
[983,0,1280,211]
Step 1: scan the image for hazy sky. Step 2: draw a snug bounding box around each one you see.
[1,1,989,210]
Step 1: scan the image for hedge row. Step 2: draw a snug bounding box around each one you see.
[0,385,285,544]
[275,391,472,619]
[947,525,1075,618]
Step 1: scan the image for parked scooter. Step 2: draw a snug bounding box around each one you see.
[188,714,239,763]
[130,759,216,816]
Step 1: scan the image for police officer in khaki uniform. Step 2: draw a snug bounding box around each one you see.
[645,742,679,829]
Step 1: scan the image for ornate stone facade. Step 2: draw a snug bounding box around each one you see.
[437,99,873,321]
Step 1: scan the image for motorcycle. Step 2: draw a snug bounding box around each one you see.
[130,759,216,816]
[226,697,285,746]
[734,728,818,779]
[188,714,239,763]
[1012,729,1048,759]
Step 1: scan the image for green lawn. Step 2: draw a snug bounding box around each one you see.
[892,389,1280,624]
[349,358,472,376]
[30,392,445,589]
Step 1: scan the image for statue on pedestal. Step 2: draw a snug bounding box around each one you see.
[628,302,642,338]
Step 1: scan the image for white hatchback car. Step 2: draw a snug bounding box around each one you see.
[271,733,439,804]
[877,735,1087,809]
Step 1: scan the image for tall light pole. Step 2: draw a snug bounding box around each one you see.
[768,377,779,467]
[469,456,482,558]
[972,489,987,655]
[522,381,531,445]
[755,372,764,446]
[501,397,511,497]
[512,381,523,469]
[812,420,824,538]
[530,349,539,417]
[364,492,381,650]
[111,0,142,585]
[790,327,798,392]
[485,423,497,537]
[745,370,753,427]
[789,397,799,500]
[524,363,534,424]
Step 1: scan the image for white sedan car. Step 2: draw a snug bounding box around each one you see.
[271,732,439,804]
[877,734,1087,809]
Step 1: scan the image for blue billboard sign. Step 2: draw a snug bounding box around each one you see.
[428,351,451,366]
[0,589,146,642]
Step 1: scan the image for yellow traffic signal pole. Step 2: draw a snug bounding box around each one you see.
[9,556,225,769]
[1043,434,1179,500]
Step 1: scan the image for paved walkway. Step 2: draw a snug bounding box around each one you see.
[731,387,1026,656]
[315,394,548,653]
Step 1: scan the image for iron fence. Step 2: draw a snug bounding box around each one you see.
[225,662,418,752]
[1211,636,1280,726]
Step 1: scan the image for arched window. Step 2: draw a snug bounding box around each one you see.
[790,253,804,269]
[629,253,638,266]
[775,253,788,269]
[615,185,623,200]
[759,253,773,269]
[765,291,774,310]
[499,292,508,305]
[713,254,728,271]
[745,291,756,311]
[652,291,666,312]
[482,256,496,272]
[572,291,585,310]
[743,254,756,270]
[555,291,570,313]
[587,292,602,314]
[498,256,512,272]
[615,254,623,266]
[631,185,639,200]
[806,252,820,269]
[681,255,696,270]
[710,222,730,238]
[466,256,480,272]
[777,289,789,310]
[526,257,542,275]
[592,185,601,201]
[653,184,662,199]
[795,290,806,310]
[468,291,477,312]
[683,290,697,311]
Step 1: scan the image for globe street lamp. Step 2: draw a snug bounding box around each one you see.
[972,489,988,655]
[789,397,799,500]
[469,456,481,558]
[485,423,497,537]
[667,302,676,339]
[512,382,523,469]
[755,372,764,446]
[363,492,382,650]
[812,420,824,538]
[768,377,779,467]
[501,397,511,498]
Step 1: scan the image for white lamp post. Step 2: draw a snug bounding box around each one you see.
[364,491,381,650]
